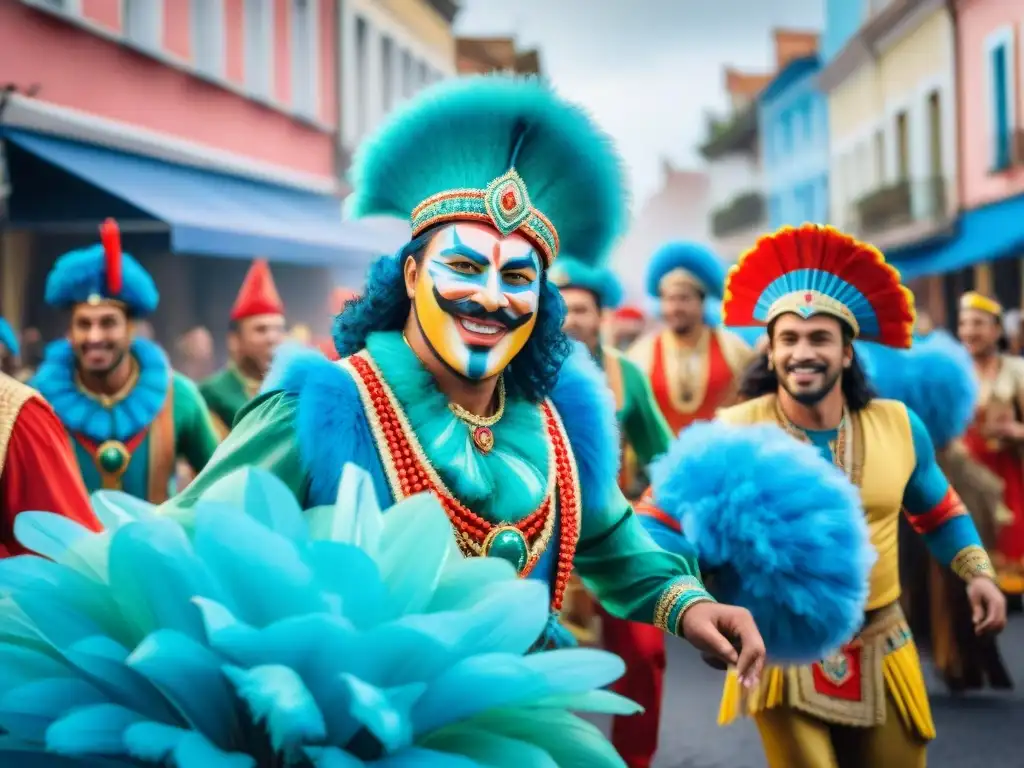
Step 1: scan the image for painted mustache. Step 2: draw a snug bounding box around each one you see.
[433,289,534,334]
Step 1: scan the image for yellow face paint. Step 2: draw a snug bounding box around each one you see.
[414,222,541,380]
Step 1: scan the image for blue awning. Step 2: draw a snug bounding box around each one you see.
[2,129,386,266]
[891,194,1024,280]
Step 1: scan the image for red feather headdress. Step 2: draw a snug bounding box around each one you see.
[99,218,123,297]
[722,224,915,349]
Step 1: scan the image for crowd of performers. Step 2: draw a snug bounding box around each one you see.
[0,74,1018,767]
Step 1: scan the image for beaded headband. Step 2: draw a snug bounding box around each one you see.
[960,291,1002,317]
[410,168,560,267]
[765,290,861,336]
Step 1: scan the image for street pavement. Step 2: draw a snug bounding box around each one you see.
[589,613,1024,768]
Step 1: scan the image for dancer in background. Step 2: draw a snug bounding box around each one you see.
[628,241,753,434]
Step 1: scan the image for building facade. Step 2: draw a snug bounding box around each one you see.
[336,0,458,171]
[759,51,830,229]
[455,37,542,75]
[0,0,358,348]
[820,0,959,323]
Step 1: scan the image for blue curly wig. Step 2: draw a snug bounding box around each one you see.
[645,241,726,300]
[857,330,978,449]
[333,232,572,403]
[647,420,875,662]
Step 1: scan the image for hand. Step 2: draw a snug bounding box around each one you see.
[967,577,1008,635]
[680,602,765,688]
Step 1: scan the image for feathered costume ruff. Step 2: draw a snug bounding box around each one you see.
[0,318,19,357]
[346,75,628,268]
[723,224,915,348]
[31,337,171,443]
[857,330,978,449]
[44,220,159,316]
[548,256,624,309]
[265,334,620,521]
[645,241,726,299]
[646,421,876,662]
[0,466,638,766]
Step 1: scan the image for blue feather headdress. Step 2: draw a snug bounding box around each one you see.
[45,219,159,317]
[644,421,875,662]
[347,75,627,269]
[0,318,19,357]
[548,256,624,309]
[0,466,636,766]
[857,330,978,449]
[645,241,726,299]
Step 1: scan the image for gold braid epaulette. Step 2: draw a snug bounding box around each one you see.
[951,545,996,582]
[653,575,715,635]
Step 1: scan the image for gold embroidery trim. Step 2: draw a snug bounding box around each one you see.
[653,575,713,634]
[0,376,37,479]
[951,544,996,582]
[659,328,711,416]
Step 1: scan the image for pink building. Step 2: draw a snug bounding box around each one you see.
[0,0,376,349]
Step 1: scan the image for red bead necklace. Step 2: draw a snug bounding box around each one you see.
[345,352,581,612]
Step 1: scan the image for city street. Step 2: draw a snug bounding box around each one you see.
[591,614,1024,768]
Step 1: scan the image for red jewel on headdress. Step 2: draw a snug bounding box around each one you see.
[804,292,814,304]
[500,188,518,212]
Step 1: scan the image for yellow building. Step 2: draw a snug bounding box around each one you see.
[821,0,958,320]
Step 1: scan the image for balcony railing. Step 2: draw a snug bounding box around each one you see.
[711,191,765,238]
[851,177,947,237]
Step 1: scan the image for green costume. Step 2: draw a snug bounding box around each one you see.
[32,219,218,503]
[164,75,717,649]
[199,365,259,437]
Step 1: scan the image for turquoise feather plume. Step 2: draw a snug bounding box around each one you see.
[548,256,624,309]
[348,75,628,269]
[0,465,637,766]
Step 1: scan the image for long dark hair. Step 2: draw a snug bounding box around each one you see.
[738,318,876,412]
[332,229,573,403]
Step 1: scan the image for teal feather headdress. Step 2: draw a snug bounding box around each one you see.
[0,466,637,766]
[548,256,624,309]
[646,241,727,299]
[348,75,628,269]
[45,219,159,317]
[0,318,19,357]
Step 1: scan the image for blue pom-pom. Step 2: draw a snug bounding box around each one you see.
[649,421,876,663]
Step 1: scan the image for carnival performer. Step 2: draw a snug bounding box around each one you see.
[551,256,674,768]
[609,305,647,351]
[31,219,219,503]
[162,75,768,679]
[958,290,1024,597]
[662,223,1004,768]
[0,370,100,555]
[0,317,19,373]
[860,330,1013,693]
[627,241,754,434]
[200,259,287,438]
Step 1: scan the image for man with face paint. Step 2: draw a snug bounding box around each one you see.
[627,241,754,435]
[163,76,770,683]
[31,219,219,502]
[200,259,288,439]
[551,256,675,768]
[681,223,1005,768]
[958,291,1024,598]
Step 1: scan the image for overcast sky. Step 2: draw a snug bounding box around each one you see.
[454,0,824,205]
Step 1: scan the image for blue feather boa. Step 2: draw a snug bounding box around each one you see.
[31,337,170,443]
[648,420,875,663]
[264,334,619,516]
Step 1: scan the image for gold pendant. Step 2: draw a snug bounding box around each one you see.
[472,426,494,454]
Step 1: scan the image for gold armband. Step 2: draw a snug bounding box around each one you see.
[653,575,715,635]
[951,545,996,582]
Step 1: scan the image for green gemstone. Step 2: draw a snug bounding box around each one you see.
[486,528,528,574]
[98,446,125,473]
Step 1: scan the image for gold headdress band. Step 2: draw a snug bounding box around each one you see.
[410,168,560,266]
[960,291,1002,317]
[658,268,705,294]
[765,290,861,336]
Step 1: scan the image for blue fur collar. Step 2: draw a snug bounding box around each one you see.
[266,335,620,516]
[32,337,171,443]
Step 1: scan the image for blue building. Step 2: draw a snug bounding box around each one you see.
[759,54,830,229]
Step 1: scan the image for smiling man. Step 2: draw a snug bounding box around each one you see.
[161,76,769,680]
[31,219,219,502]
[200,259,287,438]
[712,224,1007,768]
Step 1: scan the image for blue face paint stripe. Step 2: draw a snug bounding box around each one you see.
[439,226,491,266]
[502,255,538,272]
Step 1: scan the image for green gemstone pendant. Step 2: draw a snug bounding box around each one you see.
[95,440,129,475]
[482,525,529,575]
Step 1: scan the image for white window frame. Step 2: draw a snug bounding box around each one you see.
[290,0,319,120]
[243,0,275,99]
[190,0,226,79]
[121,0,163,51]
[984,25,1016,170]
